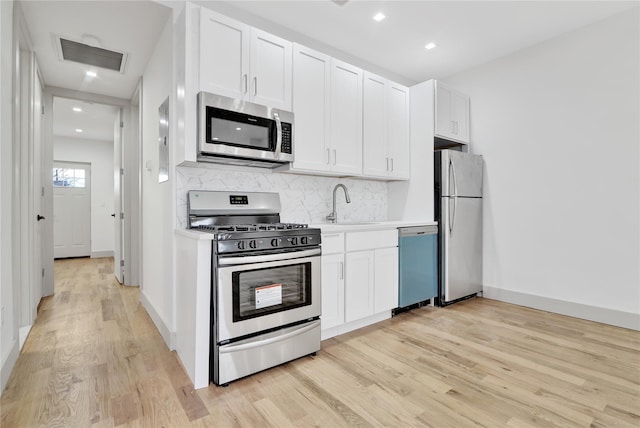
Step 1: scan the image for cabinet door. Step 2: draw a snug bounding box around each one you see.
[435,81,454,140]
[331,59,363,175]
[345,250,375,322]
[387,83,410,179]
[291,44,331,172]
[452,91,470,143]
[250,29,292,110]
[199,9,250,99]
[374,247,399,313]
[363,72,388,178]
[321,253,345,330]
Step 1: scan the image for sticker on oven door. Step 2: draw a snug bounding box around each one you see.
[255,283,283,309]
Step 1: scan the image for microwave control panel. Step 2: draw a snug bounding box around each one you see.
[281,123,292,154]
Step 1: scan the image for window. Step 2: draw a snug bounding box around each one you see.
[52,167,86,188]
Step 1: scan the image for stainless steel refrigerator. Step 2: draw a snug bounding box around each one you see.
[434,150,483,306]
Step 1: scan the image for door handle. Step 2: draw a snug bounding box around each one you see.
[111,213,116,218]
[37,214,45,221]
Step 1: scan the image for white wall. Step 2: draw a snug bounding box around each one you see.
[0,0,17,392]
[140,18,174,347]
[53,136,115,257]
[445,9,639,329]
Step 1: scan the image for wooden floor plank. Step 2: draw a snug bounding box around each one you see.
[1,257,638,427]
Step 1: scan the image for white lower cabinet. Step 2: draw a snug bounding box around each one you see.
[345,250,375,322]
[321,253,345,330]
[374,247,399,313]
[321,229,398,339]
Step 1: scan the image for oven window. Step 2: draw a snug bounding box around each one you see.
[232,262,311,322]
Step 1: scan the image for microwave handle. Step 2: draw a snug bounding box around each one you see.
[273,112,282,158]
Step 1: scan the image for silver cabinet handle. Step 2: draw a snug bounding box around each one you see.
[451,120,455,134]
[333,149,337,165]
[390,158,394,172]
[243,74,248,94]
[340,261,344,280]
[326,148,331,165]
[386,157,389,171]
[274,112,282,158]
[253,77,258,96]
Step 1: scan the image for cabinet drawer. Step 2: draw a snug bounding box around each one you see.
[322,233,345,255]
[346,229,398,252]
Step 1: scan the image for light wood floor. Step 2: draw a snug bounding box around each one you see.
[1,257,639,427]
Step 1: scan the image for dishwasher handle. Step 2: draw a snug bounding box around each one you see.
[399,225,438,237]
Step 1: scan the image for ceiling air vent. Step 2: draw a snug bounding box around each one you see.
[56,36,128,73]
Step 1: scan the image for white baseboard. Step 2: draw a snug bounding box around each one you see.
[139,291,176,350]
[321,311,392,341]
[1,338,19,394]
[19,325,32,350]
[91,250,114,258]
[483,286,640,331]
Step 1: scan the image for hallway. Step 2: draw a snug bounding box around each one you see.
[0,257,206,426]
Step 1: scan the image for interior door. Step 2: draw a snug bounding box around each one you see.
[32,62,44,317]
[113,110,124,283]
[53,161,91,258]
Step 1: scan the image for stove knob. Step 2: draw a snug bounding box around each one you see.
[249,240,257,249]
[237,241,246,250]
[290,237,298,246]
[271,238,279,247]
[300,236,308,245]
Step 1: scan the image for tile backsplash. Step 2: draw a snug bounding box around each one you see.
[176,164,388,228]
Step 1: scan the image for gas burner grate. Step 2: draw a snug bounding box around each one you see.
[194,223,308,233]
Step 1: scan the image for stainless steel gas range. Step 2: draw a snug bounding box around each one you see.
[187,190,321,386]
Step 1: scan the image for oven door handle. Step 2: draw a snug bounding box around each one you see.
[219,320,320,353]
[218,248,321,266]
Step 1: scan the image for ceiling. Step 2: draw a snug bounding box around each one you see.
[19,1,636,141]
[219,0,637,84]
[53,97,119,142]
[20,0,172,100]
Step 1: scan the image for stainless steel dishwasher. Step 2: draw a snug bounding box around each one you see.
[395,225,438,313]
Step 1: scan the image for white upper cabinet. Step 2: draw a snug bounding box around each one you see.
[199,8,292,110]
[434,80,470,143]
[363,72,410,180]
[291,48,363,176]
[363,73,387,177]
[330,59,363,175]
[291,44,331,172]
[250,29,292,110]
[199,10,249,100]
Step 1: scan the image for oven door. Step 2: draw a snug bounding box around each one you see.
[216,248,320,342]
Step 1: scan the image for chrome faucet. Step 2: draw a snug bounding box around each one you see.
[326,184,351,223]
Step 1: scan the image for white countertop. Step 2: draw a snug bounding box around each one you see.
[309,220,437,233]
[175,228,216,240]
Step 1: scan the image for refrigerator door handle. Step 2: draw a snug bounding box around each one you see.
[450,158,458,198]
[452,196,457,234]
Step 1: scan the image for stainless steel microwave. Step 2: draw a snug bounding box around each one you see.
[197,92,294,168]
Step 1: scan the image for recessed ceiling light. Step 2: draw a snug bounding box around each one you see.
[75,128,83,133]
[373,12,385,22]
[72,107,82,112]
[86,70,97,78]
[425,42,437,50]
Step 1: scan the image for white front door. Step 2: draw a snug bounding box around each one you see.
[53,161,91,258]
